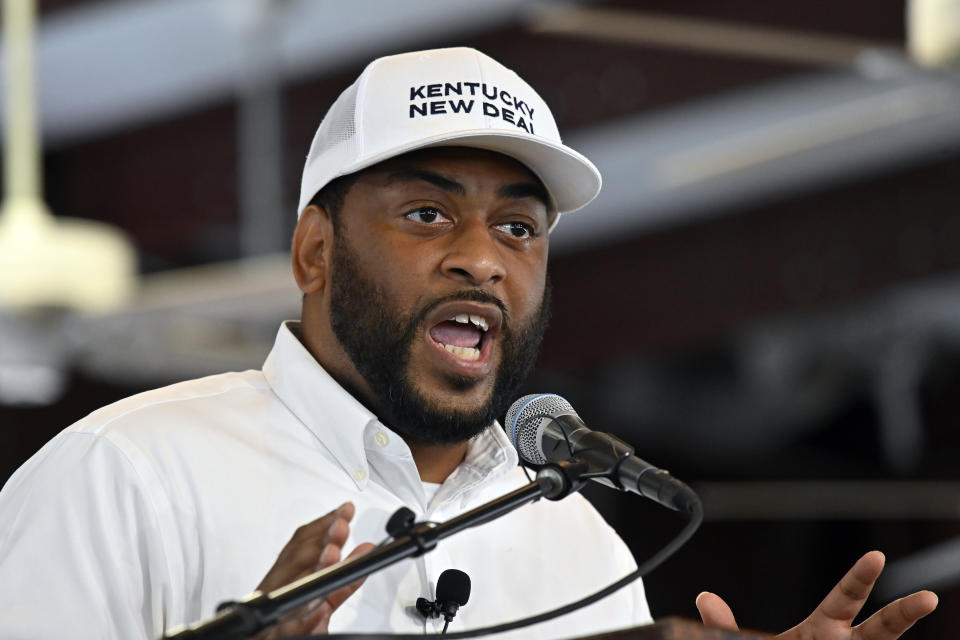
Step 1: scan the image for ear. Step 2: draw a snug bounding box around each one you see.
[292,204,335,294]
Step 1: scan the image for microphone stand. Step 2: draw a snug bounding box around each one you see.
[163,461,588,640]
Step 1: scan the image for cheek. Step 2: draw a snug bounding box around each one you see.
[349,235,425,285]
[509,262,548,319]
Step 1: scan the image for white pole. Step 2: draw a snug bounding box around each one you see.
[2,0,45,224]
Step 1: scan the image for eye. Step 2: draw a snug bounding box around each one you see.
[404,207,449,225]
[495,221,536,239]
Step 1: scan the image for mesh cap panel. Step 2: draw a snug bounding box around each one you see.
[310,80,359,154]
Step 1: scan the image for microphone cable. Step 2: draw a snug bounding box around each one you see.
[303,491,703,640]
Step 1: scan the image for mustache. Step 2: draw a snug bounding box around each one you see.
[415,289,510,329]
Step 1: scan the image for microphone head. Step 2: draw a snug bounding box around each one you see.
[436,568,471,606]
[505,393,576,464]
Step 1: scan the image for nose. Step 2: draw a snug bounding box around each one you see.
[440,219,506,286]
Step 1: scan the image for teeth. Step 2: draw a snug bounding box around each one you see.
[443,344,481,361]
[469,315,489,332]
[449,313,489,332]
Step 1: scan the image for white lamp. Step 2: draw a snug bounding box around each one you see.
[0,0,135,313]
[909,0,960,68]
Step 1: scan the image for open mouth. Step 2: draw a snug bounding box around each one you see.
[428,313,490,362]
[424,301,502,370]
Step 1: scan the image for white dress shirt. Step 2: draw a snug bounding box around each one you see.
[0,322,651,639]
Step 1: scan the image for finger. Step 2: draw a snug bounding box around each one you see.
[285,539,337,573]
[289,508,354,572]
[268,598,333,638]
[289,502,355,544]
[258,555,311,593]
[259,542,330,592]
[276,543,343,594]
[307,601,335,635]
[293,543,377,635]
[321,542,377,613]
[319,542,342,569]
[264,542,374,637]
[812,550,885,624]
[254,602,327,640]
[854,591,938,640]
[325,511,352,549]
[291,538,351,584]
[271,511,344,569]
[257,504,357,592]
[696,591,740,631]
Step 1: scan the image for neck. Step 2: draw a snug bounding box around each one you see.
[295,315,472,483]
[409,440,469,483]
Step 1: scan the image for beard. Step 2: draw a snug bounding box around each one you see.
[328,239,551,445]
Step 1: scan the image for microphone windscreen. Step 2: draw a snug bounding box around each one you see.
[436,569,471,605]
[505,393,575,464]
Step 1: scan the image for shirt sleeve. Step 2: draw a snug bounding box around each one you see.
[0,431,172,640]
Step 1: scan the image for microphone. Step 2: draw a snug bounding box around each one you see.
[506,393,698,513]
[416,569,471,632]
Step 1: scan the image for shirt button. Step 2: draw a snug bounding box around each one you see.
[354,468,367,482]
[374,431,389,447]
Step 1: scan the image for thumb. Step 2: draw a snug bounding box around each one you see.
[696,591,740,631]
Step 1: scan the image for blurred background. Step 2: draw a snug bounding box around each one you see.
[2,0,960,637]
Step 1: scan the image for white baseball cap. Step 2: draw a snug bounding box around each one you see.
[298,47,601,227]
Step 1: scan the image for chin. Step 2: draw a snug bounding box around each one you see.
[423,385,492,416]
[441,373,487,393]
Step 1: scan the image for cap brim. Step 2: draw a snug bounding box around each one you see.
[341,129,602,217]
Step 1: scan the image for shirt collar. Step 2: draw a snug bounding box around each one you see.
[263,321,519,496]
[263,321,378,489]
[431,420,519,509]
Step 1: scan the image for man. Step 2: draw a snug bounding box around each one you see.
[0,48,937,639]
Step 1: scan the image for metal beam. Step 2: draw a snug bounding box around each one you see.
[0,0,538,146]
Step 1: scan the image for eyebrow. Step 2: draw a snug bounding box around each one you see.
[385,168,465,195]
[497,182,551,210]
[385,167,551,210]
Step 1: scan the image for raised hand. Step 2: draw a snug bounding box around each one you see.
[696,551,938,640]
[255,502,376,638]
